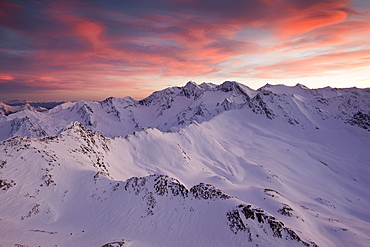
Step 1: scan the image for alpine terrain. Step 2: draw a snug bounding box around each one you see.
[0,81,369,247]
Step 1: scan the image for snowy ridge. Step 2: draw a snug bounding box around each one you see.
[0,81,370,246]
[0,102,48,115]
[258,84,370,128]
[1,81,369,142]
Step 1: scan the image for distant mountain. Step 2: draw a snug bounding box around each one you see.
[0,81,369,142]
[1,100,65,114]
[0,102,48,116]
[0,82,369,246]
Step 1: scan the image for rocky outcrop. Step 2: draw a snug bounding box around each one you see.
[190,183,231,200]
[347,111,370,130]
[227,204,318,246]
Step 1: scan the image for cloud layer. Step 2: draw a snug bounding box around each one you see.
[1,0,369,100]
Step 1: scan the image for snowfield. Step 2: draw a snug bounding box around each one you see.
[0,81,369,246]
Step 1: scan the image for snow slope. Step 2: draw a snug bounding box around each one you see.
[0,82,369,246]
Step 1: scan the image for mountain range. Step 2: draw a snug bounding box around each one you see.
[0,81,369,246]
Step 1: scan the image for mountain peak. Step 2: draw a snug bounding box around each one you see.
[199,82,217,90]
[8,116,48,139]
[185,80,199,88]
[215,81,255,100]
[216,81,240,92]
[294,83,309,90]
[65,120,85,130]
[180,81,205,99]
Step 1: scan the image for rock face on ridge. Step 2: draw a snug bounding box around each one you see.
[9,116,48,139]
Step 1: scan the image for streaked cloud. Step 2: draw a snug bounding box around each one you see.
[0,0,369,101]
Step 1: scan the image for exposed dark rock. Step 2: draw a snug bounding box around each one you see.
[76,103,96,127]
[153,175,188,198]
[125,175,234,204]
[0,179,16,190]
[227,204,318,246]
[278,204,294,217]
[347,111,370,130]
[100,97,121,119]
[190,183,231,200]
[0,160,7,169]
[264,188,282,197]
[249,93,275,119]
[21,204,40,220]
[216,81,251,102]
[179,81,205,100]
[101,240,125,247]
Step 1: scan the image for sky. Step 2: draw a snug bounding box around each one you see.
[0,0,369,101]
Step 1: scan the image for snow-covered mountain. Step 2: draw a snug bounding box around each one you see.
[0,102,48,116]
[0,81,369,142]
[0,81,369,246]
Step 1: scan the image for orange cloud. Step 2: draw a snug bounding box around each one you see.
[279,10,347,39]
[0,74,14,81]
[273,0,351,39]
[1,0,369,101]
[250,49,370,78]
[74,21,105,49]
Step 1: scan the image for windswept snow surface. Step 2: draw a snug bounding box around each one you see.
[0,81,369,246]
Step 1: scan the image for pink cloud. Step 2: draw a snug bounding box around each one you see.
[0,74,14,81]
[277,10,347,39]
[248,49,370,78]
[1,0,369,101]
[268,0,351,39]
